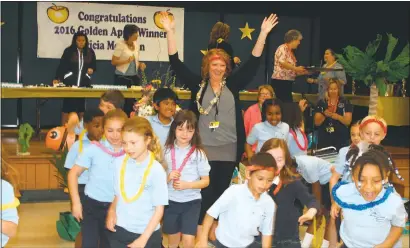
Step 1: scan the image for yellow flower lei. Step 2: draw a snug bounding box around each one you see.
[78,129,87,154]
[120,152,154,203]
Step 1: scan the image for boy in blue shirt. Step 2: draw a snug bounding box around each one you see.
[65,108,104,248]
[145,88,178,147]
[65,108,104,202]
[198,153,276,248]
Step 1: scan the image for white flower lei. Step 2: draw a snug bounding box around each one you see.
[196,79,226,115]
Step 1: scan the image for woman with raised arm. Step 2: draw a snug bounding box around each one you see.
[161,12,278,238]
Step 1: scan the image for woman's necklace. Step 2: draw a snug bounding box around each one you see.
[321,61,337,75]
[327,98,338,113]
[196,79,227,115]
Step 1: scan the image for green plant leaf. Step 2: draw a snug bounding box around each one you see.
[392,43,410,66]
[386,63,409,82]
[365,34,382,57]
[384,33,398,63]
[375,60,389,78]
[337,47,376,81]
[364,74,374,86]
[49,146,69,188]
[375,77,386,95]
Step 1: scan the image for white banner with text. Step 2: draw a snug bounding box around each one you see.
[37,2,184,61]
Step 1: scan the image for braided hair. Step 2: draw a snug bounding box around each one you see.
[346,143,404,181]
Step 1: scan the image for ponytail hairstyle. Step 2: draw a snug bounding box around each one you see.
[164,110,206,159]
[346,142,403,181]
[282,102,303,132]
[260,138,300,184]
[122,117,165,169]
[209,21,230,44]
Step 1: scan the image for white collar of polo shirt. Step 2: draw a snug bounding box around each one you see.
[153,114,174,127]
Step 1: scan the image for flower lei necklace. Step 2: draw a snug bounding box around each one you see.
[120,152,154,203]
[196,79,227,115]
[332,181,393,211]
[78,129,87,154]
[91,141,125,157]
[290,128,308,151]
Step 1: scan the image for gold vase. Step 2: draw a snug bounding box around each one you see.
[385,84,395,97]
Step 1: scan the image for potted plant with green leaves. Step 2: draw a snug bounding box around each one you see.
[17,123,34,156]
[50,145,69,192]
[336,34,409,114]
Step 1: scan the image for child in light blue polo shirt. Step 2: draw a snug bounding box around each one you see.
[68,109,128,248]
[246,98,289,159]
[65,109,104,199]
[64,108,104,247]
[198,153,276,248]
[162,110,211,248]
[331,145,407,248]
[73,90,125,135]
[1,179,20,247]
[106,117,168,248]
[145,88,178,148]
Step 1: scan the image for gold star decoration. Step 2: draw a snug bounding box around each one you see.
[239,22,255,40]
[200,49,208,55]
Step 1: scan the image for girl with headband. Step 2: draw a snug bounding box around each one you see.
[328,115,404,246]
[331,144,407,248]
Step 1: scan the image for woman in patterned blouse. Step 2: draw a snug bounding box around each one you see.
[271,29,308,103]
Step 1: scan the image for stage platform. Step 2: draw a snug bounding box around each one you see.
[1,129,409,200]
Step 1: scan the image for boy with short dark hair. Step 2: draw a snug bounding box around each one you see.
[64,108,104,248]
[145,88,178,147]
[198,152,276,248]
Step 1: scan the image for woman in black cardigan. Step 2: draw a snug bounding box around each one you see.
[161,12,279,233]
[207,21,241,69]
[53,31,96,125]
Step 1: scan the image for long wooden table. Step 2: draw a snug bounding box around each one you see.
[1,87,409,126]
[0,86,394,105]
